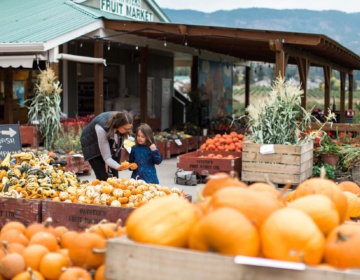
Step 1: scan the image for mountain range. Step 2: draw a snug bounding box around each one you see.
[163,8,360,56]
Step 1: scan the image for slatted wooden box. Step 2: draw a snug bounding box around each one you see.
[187,136,199,151]
[105,236,360,280]
[20,125,42,148]
[0,197,42,227]
[166,139,189,157]
[177,150,242,176]
[241,141,313,184]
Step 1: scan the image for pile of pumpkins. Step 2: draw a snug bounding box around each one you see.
[0,217,126,279]
[199,131,244,152]
[125,172,360,270]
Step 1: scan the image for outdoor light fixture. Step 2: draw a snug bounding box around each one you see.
[107,41,111,51]
[80,41,83,48]
[164,38,167,47]
[135,43,139,50]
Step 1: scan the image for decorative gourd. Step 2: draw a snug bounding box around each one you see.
[293,178,348,222]
[342,191,360,220]
[324,224,360,268]
[67,232,106,269]
[202,172,247,197]
[287,194,340,236]
[337,181,360,194]
[188,207,260,256]
[211,186,285,228]
[126,196,199,248]
[260,208,325,265]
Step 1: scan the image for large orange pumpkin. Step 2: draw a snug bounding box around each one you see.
[260,208,325,265]
[293,178,348,222]
[337,181,360,194]
[324,224,360,269]
[67,232,106,270]
[126,196,199,248]
[188,207,260,256]
[202,172,247,197]
[211,187,285,228]
[287,194,340,236]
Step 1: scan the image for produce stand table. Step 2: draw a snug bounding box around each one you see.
[177,150,242,176]
[106,236,360,280]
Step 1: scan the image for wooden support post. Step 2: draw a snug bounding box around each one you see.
[340,72,346,123]
[323,66,332,114]
[94,39,104,116]
[245,66,250,108]
[140,46,148,123]
[296,57,309,109]
[348,72,354,110]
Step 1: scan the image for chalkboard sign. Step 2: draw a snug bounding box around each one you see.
[0,124,22,160]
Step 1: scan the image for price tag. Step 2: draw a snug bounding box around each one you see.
[175,139,182,146]
[260,144,275,154]
[234,256,306,270]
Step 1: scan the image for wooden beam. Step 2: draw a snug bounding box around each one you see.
[94,39,104,116]
[191,56,198,92]
[348,73,354,110]
[140,46,148,123]
[296,57,309,108]
[323,66,332,114]
[340,72,346,123]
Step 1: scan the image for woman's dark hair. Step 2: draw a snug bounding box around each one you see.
[105,111,133,138]
[135,123,155,147]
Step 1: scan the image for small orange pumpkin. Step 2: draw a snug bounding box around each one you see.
[342,191,360,220]
[59,267,92,280]
[202,172,247,197]
[337,181,360,194]
[39,252,70,280]
[22,244,49,271]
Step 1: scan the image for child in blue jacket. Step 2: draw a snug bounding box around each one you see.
[129,123,162,184]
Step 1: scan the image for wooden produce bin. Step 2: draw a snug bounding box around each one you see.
[187,136,199,151]
[60,154,91,175]
[241,141,313,184]
[105,236,360,280]
[0,197,42,227]
[41,200,134,231]
[177,150,242,176]
[166,139,189,158]
[20,125,42,147]
[155,141,167,159]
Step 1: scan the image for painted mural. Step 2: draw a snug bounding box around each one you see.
[198,59,233,120]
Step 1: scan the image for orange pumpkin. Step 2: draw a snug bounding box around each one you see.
[0,221,26,234]
[88,219,126,239]
[94,264,106,280]
[59,230,79,249]
[0,252,26,279]
[337,181,360,194]
[211,187,285,229]
[126,196,199,248]
[324,224,360,269]
[287,194,340,236]
[293,178,348,222]
[39,252,70,280]
[12,268,45,280]
[260,208,325,265]
[22,244,49,271]
[202,172,247,197]
[0,229,29,247]
[59,267,92,280]
[29,231,59,252]
[68,232,106,269]
[25,217,56,240]
[342,191,360,220]
[188,207,260,256]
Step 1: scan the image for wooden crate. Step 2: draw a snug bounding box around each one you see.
[20,125,42,147]
[41,200,134,231]
[41,194,192,231]
[241,141,313,184]
[166,139,189,157]
[0,197,42,228]
[187,136,199,151]
[177,150,242,176]
[105,236,360,280]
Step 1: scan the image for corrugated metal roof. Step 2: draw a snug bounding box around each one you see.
[0,0,100,44]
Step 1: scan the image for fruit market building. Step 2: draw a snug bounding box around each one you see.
[1,0,360,129]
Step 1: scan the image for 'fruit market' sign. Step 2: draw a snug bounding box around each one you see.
[100,0,153,21]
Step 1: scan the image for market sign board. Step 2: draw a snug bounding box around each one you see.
[0,124,22,160]
[100,0,154,21]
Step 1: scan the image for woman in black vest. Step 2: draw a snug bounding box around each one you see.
[80,111,133,180]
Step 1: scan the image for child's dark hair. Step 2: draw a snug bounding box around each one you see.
[135,123,155,147]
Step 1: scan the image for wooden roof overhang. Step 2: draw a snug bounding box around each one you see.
[99,20,360,122]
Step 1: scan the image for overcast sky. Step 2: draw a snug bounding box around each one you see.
[155,0,360,13]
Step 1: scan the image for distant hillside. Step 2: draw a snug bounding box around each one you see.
[163,8,360,56]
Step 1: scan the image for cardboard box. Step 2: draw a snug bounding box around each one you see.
[177,150,242,176]
[241,141,313,184]
[0,197,42,227]
[105,236,360,280]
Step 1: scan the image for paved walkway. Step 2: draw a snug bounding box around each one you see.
[77,156,202,202]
